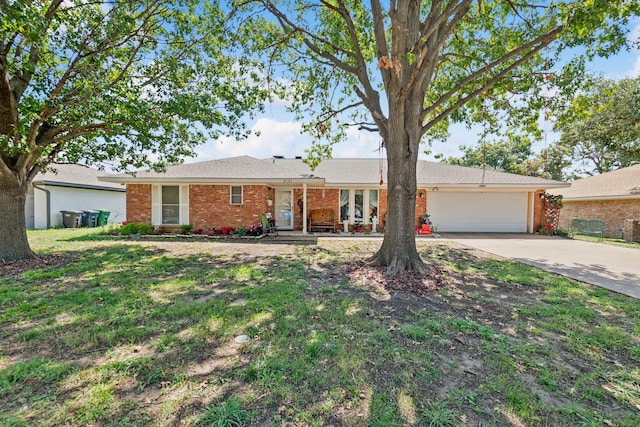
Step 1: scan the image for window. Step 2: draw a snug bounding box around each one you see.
[369,189,379,220]
[339,189,349,221]
[231,186,243,205]
[340,189,379,224]
[354,190,364,222]
[162,186,180,224]
[151,184,188,226]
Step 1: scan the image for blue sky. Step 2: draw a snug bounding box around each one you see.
[188,18,640,165]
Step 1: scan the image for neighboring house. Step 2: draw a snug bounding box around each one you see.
[27,164,126,229]
[98,155,568,233]
[549,165,640,238]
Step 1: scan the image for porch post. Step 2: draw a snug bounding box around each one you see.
[302,184,308,235]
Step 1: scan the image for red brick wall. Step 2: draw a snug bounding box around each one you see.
[416,188,427,229]
[559,198,640,238]
[294,188,340,230]
[124,184,453,233]
[190,184,272,230]
[126,184,151,223]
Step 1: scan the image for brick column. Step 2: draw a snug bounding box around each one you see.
[623,219,640,242]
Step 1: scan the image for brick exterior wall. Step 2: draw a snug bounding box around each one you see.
[559,198,640,238]
[294,188,340,230]
[417,189,427,229]
[125,184,151,223]
[125,183,545,234]
[190,184,273,230]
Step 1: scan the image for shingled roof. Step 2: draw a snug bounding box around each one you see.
[34,164,125,192]
[273,158,567,188]
[549,164,640,200]
[100,156,325,185]
[99,155,567,189]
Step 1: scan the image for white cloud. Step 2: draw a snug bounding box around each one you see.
[189,116,470,163]
[629,54,640,78]
[626,18,640,78]
[191,118,311,162]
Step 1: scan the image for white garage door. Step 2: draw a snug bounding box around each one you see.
[428,192,528,232]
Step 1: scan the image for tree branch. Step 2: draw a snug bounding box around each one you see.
[422,26,563,135]
[422,26,563,122]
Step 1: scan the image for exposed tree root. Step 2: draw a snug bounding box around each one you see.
[370,249,430,277]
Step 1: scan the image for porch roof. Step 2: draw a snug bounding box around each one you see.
[272,158,568,189]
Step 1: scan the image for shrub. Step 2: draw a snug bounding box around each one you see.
[232,226,247,237]
[179,224,194,234]
[119,222,154,235]
[219,227,234,236]
[247,224,263,236]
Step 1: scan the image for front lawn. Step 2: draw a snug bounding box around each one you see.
[1,229,639,426]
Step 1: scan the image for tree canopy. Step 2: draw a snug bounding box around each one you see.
[0,0,266,261]
[230,0,639,274]
[440,133,571,181]
[553,76,640,176]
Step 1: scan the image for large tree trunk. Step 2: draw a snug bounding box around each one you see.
[371,105,427,276]
[0,176,35,262]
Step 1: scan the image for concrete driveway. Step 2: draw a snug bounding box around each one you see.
[441,233,640,299]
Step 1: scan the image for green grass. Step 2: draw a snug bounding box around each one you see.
[571,234,640,249]
[1,229,639,425]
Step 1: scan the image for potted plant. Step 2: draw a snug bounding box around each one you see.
[419,214,432,225]
[418,214,432,235]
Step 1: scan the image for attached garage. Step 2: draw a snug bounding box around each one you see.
[428,191,529,232]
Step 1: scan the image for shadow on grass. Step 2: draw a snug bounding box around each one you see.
[61,231,320,246]
[2,241,640,426]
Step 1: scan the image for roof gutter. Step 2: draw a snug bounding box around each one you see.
[560,194,640,202]
[98,177,326,186]
[32,182,51,229]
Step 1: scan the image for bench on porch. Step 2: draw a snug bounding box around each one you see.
[570,218,605,241]
[308,208,335,232]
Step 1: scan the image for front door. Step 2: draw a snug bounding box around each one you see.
[275,189,293,230]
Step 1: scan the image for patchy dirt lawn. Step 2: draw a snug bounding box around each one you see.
[1,237,639,426]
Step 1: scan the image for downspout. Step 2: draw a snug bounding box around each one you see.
[32,183,51,229]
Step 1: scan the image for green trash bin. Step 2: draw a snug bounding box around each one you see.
[97,210,111,226]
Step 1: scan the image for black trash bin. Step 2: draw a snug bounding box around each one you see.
[82,210,100,227]
[61,210,83,228]
[97,210,111,226]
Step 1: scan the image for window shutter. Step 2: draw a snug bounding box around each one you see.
[151,185,162,225]
[180,185,189,224]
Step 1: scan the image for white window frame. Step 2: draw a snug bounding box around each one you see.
[230,185,243,205]
[151,184,189,225]
[339,188,379,224]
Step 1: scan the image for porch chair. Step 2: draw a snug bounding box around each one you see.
[261,213,279,236]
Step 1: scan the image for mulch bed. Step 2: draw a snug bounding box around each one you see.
[346,260,450,297]
[0,255,70,277]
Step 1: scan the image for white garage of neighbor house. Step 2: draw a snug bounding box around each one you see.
[26,164,126,229]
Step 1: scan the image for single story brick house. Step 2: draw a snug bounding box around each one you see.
[549,164,640,239]
[28,164,126,229]
[99,155,568,233]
